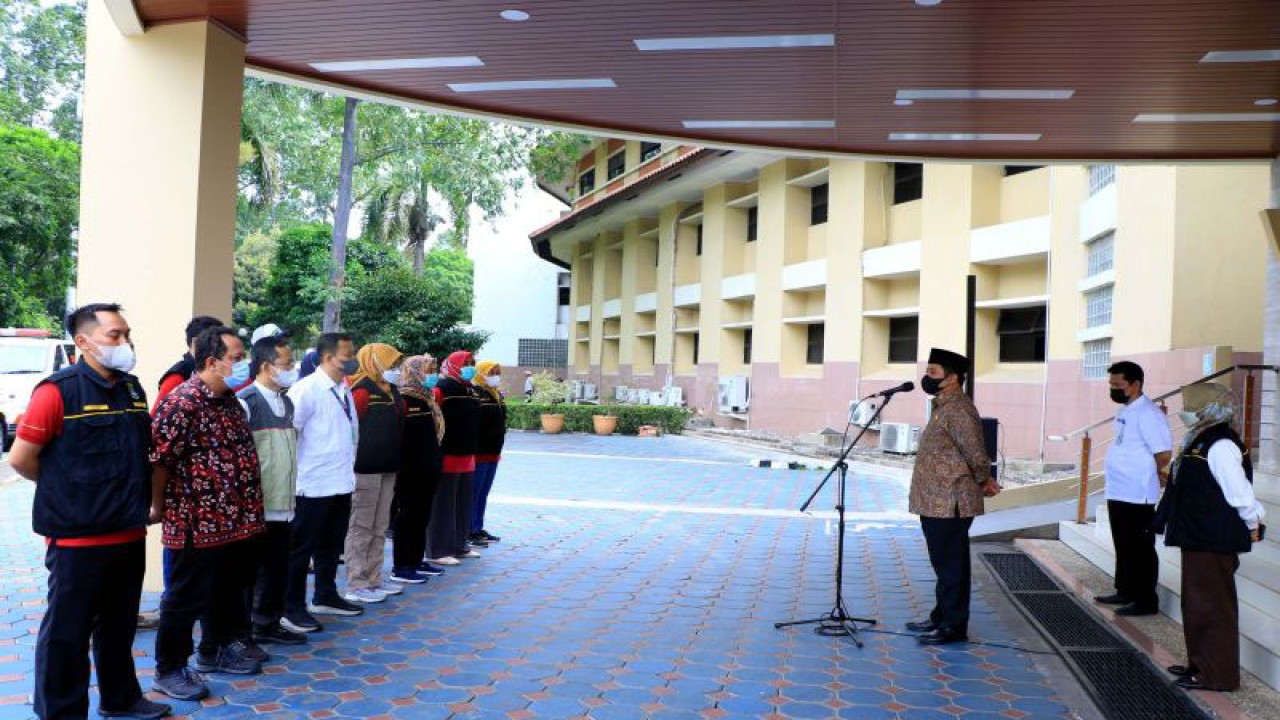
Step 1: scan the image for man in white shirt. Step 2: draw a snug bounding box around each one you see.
[281,333,364,632]
[1097,361,1173,616]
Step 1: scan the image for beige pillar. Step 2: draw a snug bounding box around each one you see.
[78,1,246,591]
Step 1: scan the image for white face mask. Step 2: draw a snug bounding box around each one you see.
[88,339,137,373]
[274,367,299,388]
[1178,410,1199,427]
[485,375,502,388]
[383,370,403,385]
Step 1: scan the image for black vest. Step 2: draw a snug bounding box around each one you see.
[159,353,196,390]
[33,362,152,539]
[476,390,508,457]
[353,378,402,474]
[399,395,442,476]
[1162,424,1254,554]
[437,377,480,457]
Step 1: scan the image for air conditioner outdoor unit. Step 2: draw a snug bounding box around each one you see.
[582,383,598,401]
[717,375,750,413]
[648,390,666,406]
[666,387,684,406]
[850,400,881,428]
[571,381,585,400]
[878,423,919,454]
[614,385,628,401]
[625,388,639,404]
[635,389,651,405]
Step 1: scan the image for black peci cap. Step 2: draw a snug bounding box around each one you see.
[927,348,971,375]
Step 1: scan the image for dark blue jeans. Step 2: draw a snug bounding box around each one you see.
[471,461,499,533]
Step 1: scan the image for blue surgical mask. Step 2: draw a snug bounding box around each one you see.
[460,366,477,382]
[225,359,251,388]
[423,373,439,389]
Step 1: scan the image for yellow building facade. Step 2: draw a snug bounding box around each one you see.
[537,143,1270,462]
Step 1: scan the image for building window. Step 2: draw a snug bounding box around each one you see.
[1004,165,1043,176]
[746,206,758,242]
[1082,338,1112,379]
[892,163,924,204]
[810,183,829,225]
[1085,285,1113,328]
[1088,164,1115,196]
[640,141,662,162]
[888,316,919,364]
[578,168,596,197]
[743,328,753,364]
[805,323,825,364]
[692,332,700,365]
[696,224,703,256]
[557,273,571,306]
[997,307,1047,363]
[607,152,625,181]
[1086,231,1114,277]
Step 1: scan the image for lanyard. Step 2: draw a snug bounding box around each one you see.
[329,386,352,421]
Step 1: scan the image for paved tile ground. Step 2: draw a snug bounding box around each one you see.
[0,433,1074,719]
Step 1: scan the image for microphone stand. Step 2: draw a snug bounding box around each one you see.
[774,391,900,647]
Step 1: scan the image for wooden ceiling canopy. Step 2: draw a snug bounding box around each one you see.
[134,0,1280,161]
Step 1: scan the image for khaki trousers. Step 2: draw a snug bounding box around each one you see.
[346,473,396,589]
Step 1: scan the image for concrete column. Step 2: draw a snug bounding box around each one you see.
[78,1,246,389]
[1261,158,1280,473]
[77,1,246,592]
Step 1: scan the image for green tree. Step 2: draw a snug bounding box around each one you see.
[232,228,278,327]
[342,265,488,360]
[0,0,86,141]
[0,122,79,328]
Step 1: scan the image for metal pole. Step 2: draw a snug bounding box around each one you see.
[1076,433,1093,524]
[965,274,976,399]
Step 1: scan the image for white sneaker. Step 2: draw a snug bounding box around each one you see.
[461,550,482,559]
[431,557,461,566]
[343,587,386,604]
[373,583,403,596]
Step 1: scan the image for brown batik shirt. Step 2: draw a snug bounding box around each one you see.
[908,390,991,519]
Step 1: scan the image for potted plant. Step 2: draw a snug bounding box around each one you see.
[541,412,565,434]
[592,411,618,436]
[530,372,566,433]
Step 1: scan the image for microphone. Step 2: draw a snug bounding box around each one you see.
[865,381,914,399]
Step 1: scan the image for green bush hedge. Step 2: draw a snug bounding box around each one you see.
[505,402,691,435]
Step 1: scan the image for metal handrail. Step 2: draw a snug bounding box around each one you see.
[1048,364,1279,442]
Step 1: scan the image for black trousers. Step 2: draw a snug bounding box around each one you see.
[155,535,262,675]
[454,471,476,555]
[34,539,145,720]
[427,473,461,559]
[286,493,351,610]
[1107,500,1159,609]
[393,468,439,570]
[1181,551,1242,690]
[252,521,293,628]
[920,516,975,632]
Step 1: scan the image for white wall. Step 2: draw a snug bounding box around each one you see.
[468,183,567,366]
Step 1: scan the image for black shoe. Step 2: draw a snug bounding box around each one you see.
[1175,676,1228,692]
[254,623,308,645]
[1094,593,1128,605]
[1167,664,1197,678]
[281,610,323,634]
[479,530,501,543]
[905,619,940,634]
[309,596,363,616]
[98,697,172,718]
[416,562,445,576]
[917,626,968,645]
[233,638,270,663]
[152,667,209,701]
[194,642,262,675]
[468,534,491,547]
[1115,603,1159,617]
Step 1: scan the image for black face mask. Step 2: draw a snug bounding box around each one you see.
[1109,388,1129,404]
[921,375,945,396]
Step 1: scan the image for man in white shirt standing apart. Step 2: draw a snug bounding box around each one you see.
[1096,360,1173,616]
[281,332,365,633]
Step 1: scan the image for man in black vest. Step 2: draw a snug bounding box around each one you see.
[9,303,171,720]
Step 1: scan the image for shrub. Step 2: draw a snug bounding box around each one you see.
[505,402,691,435]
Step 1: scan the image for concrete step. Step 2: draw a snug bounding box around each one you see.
[1061,518,1280,691]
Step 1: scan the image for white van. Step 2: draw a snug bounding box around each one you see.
[0,330,78,451]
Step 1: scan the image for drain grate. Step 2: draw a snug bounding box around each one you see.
[980,551,1210,720]
[1014,593,1129,649]
[1069,650,1210,720]
[982,552,1063,591]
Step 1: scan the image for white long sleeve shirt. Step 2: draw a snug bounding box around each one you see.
[1206,439,1266,531]
[290,370,359,497]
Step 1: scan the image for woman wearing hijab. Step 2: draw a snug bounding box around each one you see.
[389,355,447,585]
[470,360,507,547]
[1157,382,1265,692]
[430,350,482,566]
[343,343,405,604]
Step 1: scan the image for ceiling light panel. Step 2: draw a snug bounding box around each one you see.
[635,34,835,51]
[1134,112,1280,122]
[889,132,1042,141]
[683,120,836,129]
[449,78,617,93]
[311,56,484,72]
[1199,49,1280,63]
[896,89,1074,101]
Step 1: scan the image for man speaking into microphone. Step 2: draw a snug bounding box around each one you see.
[906,348,1001,645]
